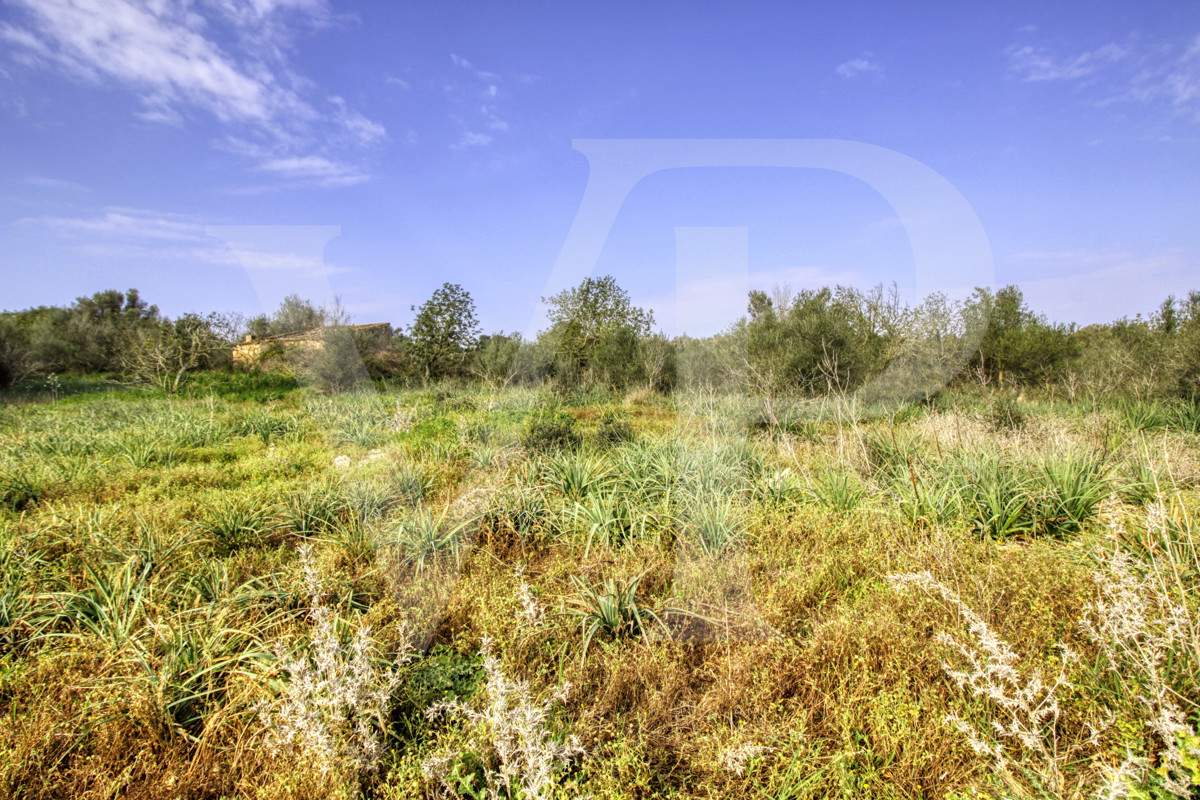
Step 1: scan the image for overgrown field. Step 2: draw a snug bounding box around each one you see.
[1,380,1198,799]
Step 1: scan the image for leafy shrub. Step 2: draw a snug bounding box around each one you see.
[521,410,581,453]
[307,326,370,394]
[987,396,1025,432]
[396,644,483,737]
[595,408,636,447]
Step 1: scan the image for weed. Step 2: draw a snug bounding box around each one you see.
[194,498,282,555]
[561,571,668,664]
[889,572,1076,797]
[987,396,1026,432]
[807,470,867,513]
[260,545,414,789]
[425,637,584,800]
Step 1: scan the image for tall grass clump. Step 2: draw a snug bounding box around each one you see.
[806,469,867,513]
[194,498,282,555]
[283,480,347,537]
[677,496,745,555]
[121,603,272,744]
[390,508,475,572]
[957,455,1036,538]
[1037,456,1108,537]
[562,571,669,664]
[0,465,44,512]
[572,491,653,556]
[543,451,612,500]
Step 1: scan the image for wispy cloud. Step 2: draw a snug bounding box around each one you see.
[15,206,346,275]
[1006,32,1200,121]
[1007,247,1193,324]
[446,52,510,148]
[255,155,369,186]
[836,56,881,79]
[24,175,91,192]
[0,0,383,185]
[1006,42,1127,82]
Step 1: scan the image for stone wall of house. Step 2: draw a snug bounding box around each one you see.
[232,323,392,367]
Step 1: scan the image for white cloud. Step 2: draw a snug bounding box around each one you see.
[24,175,91,192]
[17,206,346,275]
[1007,32,1200,122]
[21,207,206,242]
[1006,42,1127,82]
[255,154,369,185]
[1125,34,1200,116]
[836,56,880,79]
[1008,247,1193,324]
[447,52,510,147]
[455,131,493,148]
[0,0,384,185]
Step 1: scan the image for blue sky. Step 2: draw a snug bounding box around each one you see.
[1,1,1197,335]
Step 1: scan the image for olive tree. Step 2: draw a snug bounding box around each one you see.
[409,283,481,382]
[539,275,654,389]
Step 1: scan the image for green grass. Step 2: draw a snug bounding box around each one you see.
[0,382,1197,799]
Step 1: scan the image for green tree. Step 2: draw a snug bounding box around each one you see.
[120,313,229,393]
[409,283,481,382]
[971,285,1077,387]
[471,331,524,387]
[539,275,653,389]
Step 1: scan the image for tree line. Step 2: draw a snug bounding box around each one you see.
[2,279,1198,403]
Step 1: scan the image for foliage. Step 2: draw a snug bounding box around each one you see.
[561,572,668,664]
[971,285,1079,387]
[520,409,582,453]
[539,275,654,389]
[409,283,482,382]
[120,312,231,393]
[307,325,371,394]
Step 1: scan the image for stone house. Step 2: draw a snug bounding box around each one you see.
[232,323,393,366]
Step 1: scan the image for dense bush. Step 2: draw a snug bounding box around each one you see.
[521,409,582,453]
